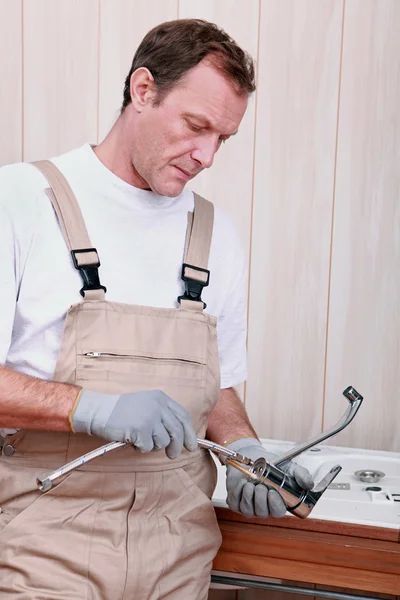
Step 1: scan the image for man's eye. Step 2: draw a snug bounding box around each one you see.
[188,122,201,132]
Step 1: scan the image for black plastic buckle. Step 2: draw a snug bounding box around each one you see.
[71,249,107,297]
[177,263,210,309]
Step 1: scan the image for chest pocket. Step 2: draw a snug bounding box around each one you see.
[76,349,207,388]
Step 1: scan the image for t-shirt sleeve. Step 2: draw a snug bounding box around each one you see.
[216,225,248,390]
[0,177,19,363]
[0,164,38,364]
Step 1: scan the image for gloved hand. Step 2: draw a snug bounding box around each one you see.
[225,438,314,518]
[70,389,198,459]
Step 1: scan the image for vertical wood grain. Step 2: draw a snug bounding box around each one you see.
[23,0,98,161]
[98,0,178,141]
[246,0,343,442]
[178,0,259,257]
[0,0,22,165]
[1,0,398,453]
[323,0,400,451]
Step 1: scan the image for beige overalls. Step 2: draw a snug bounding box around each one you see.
[0,161,222,599]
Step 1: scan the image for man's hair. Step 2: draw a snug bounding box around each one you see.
[121,18,256,110]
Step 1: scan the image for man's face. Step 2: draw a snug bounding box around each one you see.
[129,60,248,197]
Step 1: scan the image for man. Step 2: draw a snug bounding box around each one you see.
[0,19,312,599]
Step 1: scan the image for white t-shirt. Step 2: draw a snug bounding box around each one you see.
[0,144,247,408]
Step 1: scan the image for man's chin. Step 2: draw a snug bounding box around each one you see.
[151,180,186,198]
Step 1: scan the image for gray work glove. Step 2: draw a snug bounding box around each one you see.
[71,389,198,459]
[225,438,314,518]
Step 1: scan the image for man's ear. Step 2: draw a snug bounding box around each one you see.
[130,67,157,112]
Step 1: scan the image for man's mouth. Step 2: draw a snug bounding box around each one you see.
[173,166,197,180]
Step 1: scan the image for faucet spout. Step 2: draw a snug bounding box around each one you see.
[272,386,363,468]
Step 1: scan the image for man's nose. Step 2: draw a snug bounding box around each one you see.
[191,138,218,169]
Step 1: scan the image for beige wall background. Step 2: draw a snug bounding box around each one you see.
[1,0,399,452]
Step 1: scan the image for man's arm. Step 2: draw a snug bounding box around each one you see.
[0,169,79,431]
[0,365,199,457]
[0,365,79,431]
[206,386,258,445]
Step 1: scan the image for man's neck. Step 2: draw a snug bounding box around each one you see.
[93,119,150,190]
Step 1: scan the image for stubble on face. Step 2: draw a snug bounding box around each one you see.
[131,61,248,197]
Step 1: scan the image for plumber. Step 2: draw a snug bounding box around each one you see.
[0,18,313,599]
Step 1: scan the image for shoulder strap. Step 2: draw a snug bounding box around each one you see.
[178,192,214,312]
[32,160,106,300]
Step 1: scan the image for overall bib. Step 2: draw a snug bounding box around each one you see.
[0,161,222,599]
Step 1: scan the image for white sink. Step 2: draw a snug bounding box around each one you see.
[212,438,400,529]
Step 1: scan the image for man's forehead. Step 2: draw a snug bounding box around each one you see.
[180,60,241,96]
[170,65,248,126]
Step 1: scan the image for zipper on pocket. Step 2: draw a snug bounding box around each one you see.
[84,352,156,358]
[85,352,120,357]
[83,352,204,365]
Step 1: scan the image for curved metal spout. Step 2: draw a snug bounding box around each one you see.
[272,386,363,468]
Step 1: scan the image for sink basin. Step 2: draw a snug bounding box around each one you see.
[212,438,400,529]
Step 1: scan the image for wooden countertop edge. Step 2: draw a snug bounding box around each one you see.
[215,506,400,542]
[214,509,400,595]
[217,520,400,574]
[212,549,400,596]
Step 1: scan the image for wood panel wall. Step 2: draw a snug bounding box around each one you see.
[0,0,399,452]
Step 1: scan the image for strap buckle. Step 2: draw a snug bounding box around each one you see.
[71,249,107,297]
[177,263,210,309]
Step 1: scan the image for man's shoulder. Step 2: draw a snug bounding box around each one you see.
[0,160,43,180]
[189,190,245,263]
[212,205,245,259]
[213,205,239,234]
[0,163,49,243]
[191,190,242,245]
[0,145,84,215]
[0,144,86,197]
[0,161,48,202]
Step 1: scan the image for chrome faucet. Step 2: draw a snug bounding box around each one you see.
[37,386,363,519]
[237,386,363,518]
[271,386,363,467]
